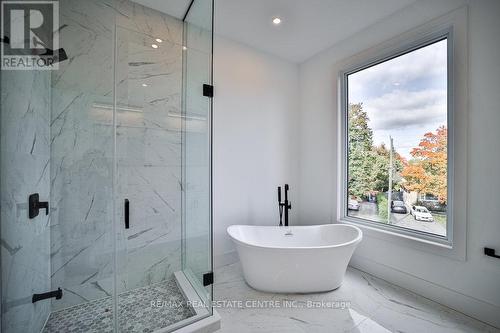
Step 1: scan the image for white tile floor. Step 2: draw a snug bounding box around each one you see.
[214,262,499,333]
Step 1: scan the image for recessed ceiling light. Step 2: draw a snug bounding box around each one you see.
[182,46,187,51]
[142,83,148,87]
[155,38,163,43]
[151,44,159,49]
[272,17,282,25]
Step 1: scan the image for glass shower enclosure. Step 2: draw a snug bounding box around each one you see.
[0,0,215,332]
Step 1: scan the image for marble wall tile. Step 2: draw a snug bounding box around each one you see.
[114,0,184,46]
[114,5,184,295]
[2,0,207,325]
[51,0,115,95]
[49,0,185,311]
[0,71,51,156]
[49,0,116,310]
[1,71,51,332]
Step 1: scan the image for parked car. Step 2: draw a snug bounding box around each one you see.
[417,200,447,213]
[410,205,434,222]
[391,200,407,214]
[348,199,360,211]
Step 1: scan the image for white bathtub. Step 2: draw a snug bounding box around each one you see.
[227,224,362,293]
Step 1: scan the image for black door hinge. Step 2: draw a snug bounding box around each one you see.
[203,84,213,97]
[203,272,214,286]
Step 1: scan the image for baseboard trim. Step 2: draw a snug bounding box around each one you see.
[349,255,500,329]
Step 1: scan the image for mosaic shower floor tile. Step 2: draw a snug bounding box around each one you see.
[43,278,195,333]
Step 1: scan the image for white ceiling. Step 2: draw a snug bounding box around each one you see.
[215,0,417,63]
[132,0,418,63]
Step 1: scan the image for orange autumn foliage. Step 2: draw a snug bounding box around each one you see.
[401,126,447,203]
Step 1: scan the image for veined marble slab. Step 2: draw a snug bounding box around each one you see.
[1,69,52,332]
[214,262,500,333]
[49,0,185,310]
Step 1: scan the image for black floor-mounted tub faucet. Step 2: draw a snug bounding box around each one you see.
[278,184,292,226]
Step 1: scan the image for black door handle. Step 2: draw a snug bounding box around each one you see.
[124,199,130,229]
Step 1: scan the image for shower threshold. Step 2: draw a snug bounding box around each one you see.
[42,272,216,333]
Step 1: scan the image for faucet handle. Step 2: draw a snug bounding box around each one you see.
[28,193,49,219]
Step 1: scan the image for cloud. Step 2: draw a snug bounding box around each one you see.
[363,88,447,159]
[348,39,447,99]
[364,89,447,131]
[347,39,449,159]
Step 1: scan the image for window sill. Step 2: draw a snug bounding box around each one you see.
[338,216,465,261]
[339,216,451,247]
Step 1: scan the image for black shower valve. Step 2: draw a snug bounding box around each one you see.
[28,193,49,219]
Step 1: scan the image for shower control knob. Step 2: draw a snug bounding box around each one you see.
[28,193,49,219]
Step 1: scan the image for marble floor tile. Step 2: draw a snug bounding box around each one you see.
[43,278,194,333]
[214,262,499,333]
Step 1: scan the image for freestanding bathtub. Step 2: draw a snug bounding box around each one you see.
[227,224,362,293]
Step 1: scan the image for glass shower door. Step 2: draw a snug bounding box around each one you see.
[182,0,214,308]
[114,0,215,328]
[113,3,192,332]
[1,0,214,332]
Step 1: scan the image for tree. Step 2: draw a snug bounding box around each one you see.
[347,103,375,198]
[348,103,405,198]
[401,126,447,203]
[348,103,373,151]
[371,143,404,192]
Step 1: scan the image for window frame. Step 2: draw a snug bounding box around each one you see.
[339,28,455,247]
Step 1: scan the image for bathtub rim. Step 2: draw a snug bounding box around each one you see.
[227,224,363,250]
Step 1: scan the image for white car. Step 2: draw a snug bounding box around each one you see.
[348,199,360,211]
[410,205,434,222]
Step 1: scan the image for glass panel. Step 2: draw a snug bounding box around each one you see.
[1,1,116,332]
[1,69,53,333]
[1,0,214,331]
[114,2,196,332]
[346,38,448,237]
[49,0,116,316]
[182,0,214,311]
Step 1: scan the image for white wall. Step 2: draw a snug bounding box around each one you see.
[213,36,300,266]
[298,0,500,328]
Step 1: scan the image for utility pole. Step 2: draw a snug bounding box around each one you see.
[387,136,393,224]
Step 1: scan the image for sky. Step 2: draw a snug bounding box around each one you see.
[348,39,447,160]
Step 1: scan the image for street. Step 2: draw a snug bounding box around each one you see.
[349,202,446,236]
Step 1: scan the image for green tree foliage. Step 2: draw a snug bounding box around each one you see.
[348,103,404,198]
[376,193,388,222]
[348,104,446,208]
[348,103,375,198]
[372,144,404,192]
